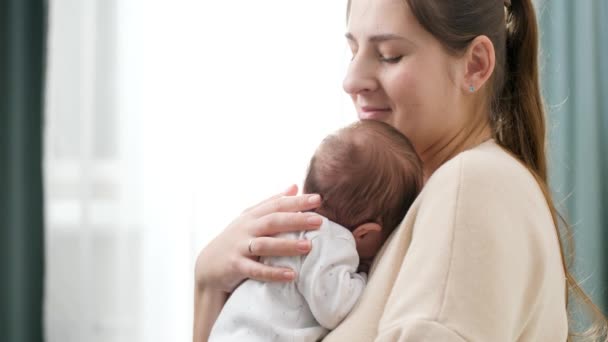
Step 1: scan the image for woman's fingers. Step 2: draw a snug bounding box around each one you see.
[242,184,299,214]
[238,257,296,283]
[248,193,322,218]
[283,184,299,196]
[247,237,312,257]
[196,186,320,291]
[252,212,323,236]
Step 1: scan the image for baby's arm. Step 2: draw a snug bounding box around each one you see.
[296,233,367,330]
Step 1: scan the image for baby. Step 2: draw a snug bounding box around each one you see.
[208,120,423,342]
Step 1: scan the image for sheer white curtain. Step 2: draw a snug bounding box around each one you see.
[44,0,352,341]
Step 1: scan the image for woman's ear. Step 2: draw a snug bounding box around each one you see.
[463,35,496,94]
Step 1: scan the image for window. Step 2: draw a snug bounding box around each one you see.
[45,1,352,341]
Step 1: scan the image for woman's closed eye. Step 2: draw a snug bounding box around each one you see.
[379,55,403,63]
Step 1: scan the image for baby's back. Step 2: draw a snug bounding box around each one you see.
[209,218,365,342]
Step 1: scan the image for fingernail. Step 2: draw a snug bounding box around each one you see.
[283,271,295,279]
[297,240,311,251]
[306,215,322,226]
[308,194,321,204]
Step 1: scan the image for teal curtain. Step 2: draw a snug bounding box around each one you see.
[538,0,608,313]
[0,0,47,341]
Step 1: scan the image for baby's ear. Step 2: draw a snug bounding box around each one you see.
[352,222,382,239]
[353,222,384,259]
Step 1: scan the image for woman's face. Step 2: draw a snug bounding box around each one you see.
[343,0,468,156]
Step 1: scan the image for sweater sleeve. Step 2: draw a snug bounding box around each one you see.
[378,319,466,341]
[375,151,562,342]
[297,232,367,330]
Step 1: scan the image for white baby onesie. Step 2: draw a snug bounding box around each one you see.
[208,217,367,342]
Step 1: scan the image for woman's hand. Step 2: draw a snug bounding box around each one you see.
[195,184,323,293]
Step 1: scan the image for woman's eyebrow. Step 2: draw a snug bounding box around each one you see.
[345,32,414,45]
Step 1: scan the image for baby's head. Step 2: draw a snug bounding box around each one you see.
[303,120,422,259]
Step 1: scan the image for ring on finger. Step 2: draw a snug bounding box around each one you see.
[248,238,256,256]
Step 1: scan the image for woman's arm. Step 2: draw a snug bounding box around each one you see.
[192,285,228,342]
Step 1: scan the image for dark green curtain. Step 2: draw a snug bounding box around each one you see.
[0,0,47,341]
[539,0,608,313]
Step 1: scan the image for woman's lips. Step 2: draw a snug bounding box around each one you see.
[358,106,391,120]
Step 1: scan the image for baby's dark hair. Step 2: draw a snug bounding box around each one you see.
[303,120,423,236]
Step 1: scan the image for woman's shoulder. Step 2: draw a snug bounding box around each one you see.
[370,141,567,342]
[424,139,541,199]
[414,138,554,231]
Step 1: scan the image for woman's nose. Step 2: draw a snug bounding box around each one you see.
[342,57,378,95]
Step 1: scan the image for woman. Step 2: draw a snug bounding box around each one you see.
[194,0,607,341]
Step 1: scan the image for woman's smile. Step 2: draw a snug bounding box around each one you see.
[357,105,392,120]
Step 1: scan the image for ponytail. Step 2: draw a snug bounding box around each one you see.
[500,1,608,340]
[497,0,547,181]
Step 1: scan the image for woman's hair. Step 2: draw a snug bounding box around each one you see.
[347,0,607,339]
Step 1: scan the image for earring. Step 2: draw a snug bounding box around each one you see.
[469,85,475,92]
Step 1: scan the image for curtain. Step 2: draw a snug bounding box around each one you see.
[0,0,47,341]
[539,0,608,311]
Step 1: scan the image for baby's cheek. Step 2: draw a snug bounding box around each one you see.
[355,239,381,259]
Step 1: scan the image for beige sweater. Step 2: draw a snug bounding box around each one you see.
[324,140,568,341]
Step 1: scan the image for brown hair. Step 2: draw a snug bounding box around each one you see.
[346,0,607,339]
[303,120,422,236]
